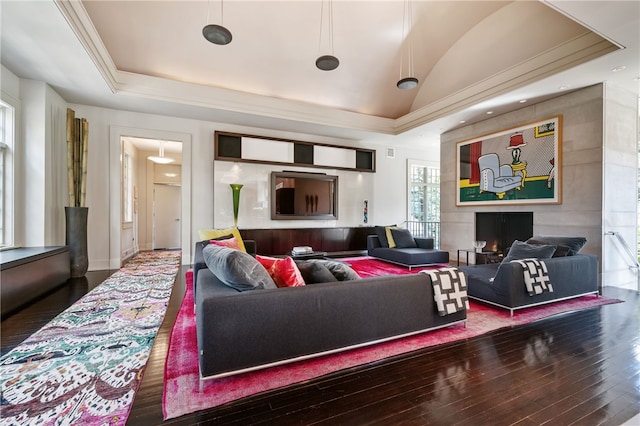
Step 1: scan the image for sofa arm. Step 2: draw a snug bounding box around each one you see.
[193,240,208,275]
[415,237,435,249]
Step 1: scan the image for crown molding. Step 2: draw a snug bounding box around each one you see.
[115,71,396,135]
[395,32,619,134]
[54,0,119,93]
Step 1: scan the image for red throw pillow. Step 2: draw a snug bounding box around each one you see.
[209,236,242,251]
[256,255,305,288]
[255,254,276,269]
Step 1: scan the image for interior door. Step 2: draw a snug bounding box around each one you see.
[153,184,181,249]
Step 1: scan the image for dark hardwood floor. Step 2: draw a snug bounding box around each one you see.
[2,268,640,425]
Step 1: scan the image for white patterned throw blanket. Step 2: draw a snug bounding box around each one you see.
[421,267,469,316]
[512,258,553,296]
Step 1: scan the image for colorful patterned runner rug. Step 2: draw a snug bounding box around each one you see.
[0,250,181,425]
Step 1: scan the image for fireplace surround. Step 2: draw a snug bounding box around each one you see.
[475,212,533,253]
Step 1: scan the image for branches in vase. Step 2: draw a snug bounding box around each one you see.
[66,108,89,207]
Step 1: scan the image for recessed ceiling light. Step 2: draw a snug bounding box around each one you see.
[611,66,626,72]
[459,120,466,124]
[558,85,570,91]
[486,111,493,115]
[519,99,527,103]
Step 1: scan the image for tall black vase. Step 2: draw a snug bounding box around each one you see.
[65,206,89,278]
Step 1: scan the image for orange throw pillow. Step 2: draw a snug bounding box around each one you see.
[256,255,305,288]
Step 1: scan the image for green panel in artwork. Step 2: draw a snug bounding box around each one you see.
[459,180,554,203]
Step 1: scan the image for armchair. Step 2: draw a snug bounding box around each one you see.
[478,153,522,199]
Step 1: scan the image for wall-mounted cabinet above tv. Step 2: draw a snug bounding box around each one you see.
[215,131,376,172]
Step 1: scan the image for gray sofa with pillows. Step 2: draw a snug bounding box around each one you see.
[192,240,466,382]
[459,236,599,316]
[367,226,449,269]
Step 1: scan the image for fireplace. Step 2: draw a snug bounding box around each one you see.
[475,212,533,253]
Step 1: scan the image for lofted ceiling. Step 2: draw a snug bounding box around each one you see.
[0,1,638,150]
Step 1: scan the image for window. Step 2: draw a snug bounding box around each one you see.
[0,100,15,248]
[407,159,440,246]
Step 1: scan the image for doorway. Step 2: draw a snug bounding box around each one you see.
[111,127,191,269]
[120,135,183,256]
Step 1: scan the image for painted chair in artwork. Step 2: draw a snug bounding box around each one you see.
[477,153,522,199]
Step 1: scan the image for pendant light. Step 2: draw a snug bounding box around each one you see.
[316,0,339,71]
[397,0,418,89]
[148,141,175,164]
[203,0,232,45]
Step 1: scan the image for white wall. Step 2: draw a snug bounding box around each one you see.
[18,79,67,247]
[212,162,372,230]
[5,67,438,268]
[67,104,435,267]
[20,80,47,246]
[602,84,639,289]
[370,149,409,226]
[371,144,440,226]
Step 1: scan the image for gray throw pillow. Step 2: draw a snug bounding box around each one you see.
[551,244,572,257]
[308,259,361,281]
[295,260,339,284]
[503,240,556,263]
[374,225,395,248]
[494,240,557,281]
[389,228,417,248]
[203,244,276,291]
[527,239,571,257]
[527,236,586,256]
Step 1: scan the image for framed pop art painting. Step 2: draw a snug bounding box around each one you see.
[456,116,562,206]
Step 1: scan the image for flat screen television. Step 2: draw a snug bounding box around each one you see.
[271,171,338,220]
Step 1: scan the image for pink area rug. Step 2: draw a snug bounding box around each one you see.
[162,260,621,420]
[339,256,449,277]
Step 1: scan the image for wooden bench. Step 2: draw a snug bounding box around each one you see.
[1,246,70,316]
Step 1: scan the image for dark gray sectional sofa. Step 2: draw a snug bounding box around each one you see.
[459,237,599,316]
[193,240,466,382]
[367,235,449,269]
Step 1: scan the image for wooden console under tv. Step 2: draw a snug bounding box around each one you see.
[240,227,375,257]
